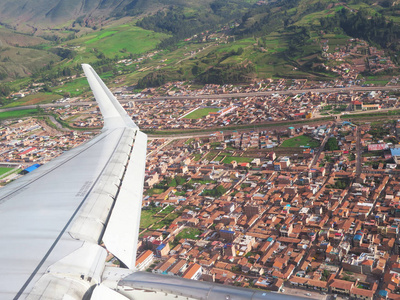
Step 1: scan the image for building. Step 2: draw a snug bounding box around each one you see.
[330,279,355,296]
[182,263,202,280]
[156,243,170,257]
[220,230,235,242]
[135,250,154,271]
[351,100,363,111]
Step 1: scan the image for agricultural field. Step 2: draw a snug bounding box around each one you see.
[0,109,39,120]
[4,93,61,108]
[55,74,114,98]
[363,76,390,86]
[140,206,163,229]
[294,5,344,26]
[152,211,181,230]
[193,153,203,161]
[66,24,170,65]
[280,135,320,148]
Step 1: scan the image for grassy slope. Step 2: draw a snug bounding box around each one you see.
[4,93,61,108]
[1,0,397,103]
[116,0,352,84]
[0,28,60,80]
[65,23,170,64]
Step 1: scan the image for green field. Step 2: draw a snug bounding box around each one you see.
[205,151,218,160]
[0,167,14,176]
[0,0,394,91]
[183,108,220,119]
[145,188,166,196]
[5,93,61,108]
[193,153,202,161]
[280,135,320,148]
[152,212,180,230]
[84,31,118,44]
[56,72,115,97]
[140,207,163,229]
[67,24,170,61]
[222,156,253,164]
[364,80,389,86]
[55,77,92,97]
[0,109,39,120]
[174,227,202,241]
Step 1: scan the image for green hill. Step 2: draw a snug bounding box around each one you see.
[1,0,400,104]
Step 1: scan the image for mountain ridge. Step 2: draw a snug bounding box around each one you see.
[0,0,216,29]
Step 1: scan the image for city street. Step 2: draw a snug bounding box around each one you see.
[281,286,327,300]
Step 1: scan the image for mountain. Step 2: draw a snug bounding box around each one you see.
[0,0,400,94]
[0,0,123,27]
[0,0,215,29]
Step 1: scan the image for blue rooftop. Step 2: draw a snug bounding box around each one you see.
[23,164,40,173]
[379,290,388,297]
[220,230,234,234]
[156,244,166,251]
[391,148,400,157]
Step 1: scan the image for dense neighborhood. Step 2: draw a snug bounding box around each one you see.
[3,36,400,300]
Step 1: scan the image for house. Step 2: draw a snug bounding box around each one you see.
[329,279,355,296]
[135,250,154,271]
[182,263,202,280]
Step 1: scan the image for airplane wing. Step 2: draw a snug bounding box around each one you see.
[0,64,307,300]
[0,64,146,299]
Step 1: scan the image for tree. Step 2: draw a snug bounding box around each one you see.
[325,137,339,151]
[202,185,226,197]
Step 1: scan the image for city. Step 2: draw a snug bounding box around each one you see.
[3,74,400,299]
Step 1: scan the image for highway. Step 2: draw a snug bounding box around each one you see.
[1,85,400,114]
[356,125,362,176]
[140,85,400,102]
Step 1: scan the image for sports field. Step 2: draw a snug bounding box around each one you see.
[0,167,14,176]
[280,135,320,148]
[183,108,220,119]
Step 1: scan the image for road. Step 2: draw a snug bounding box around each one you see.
[144,85,400,102]
[1,85,399,114]
[355,125,362,175]
[48,115,68,131]
[310,125,335,167]
[281,285,327,300]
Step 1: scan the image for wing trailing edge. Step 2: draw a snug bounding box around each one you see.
[103,130,147,270]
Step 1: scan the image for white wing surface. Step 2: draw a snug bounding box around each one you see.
[0,64,146,299]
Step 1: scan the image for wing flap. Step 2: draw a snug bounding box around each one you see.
[103,131,147,269]
[69,194,113,243]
